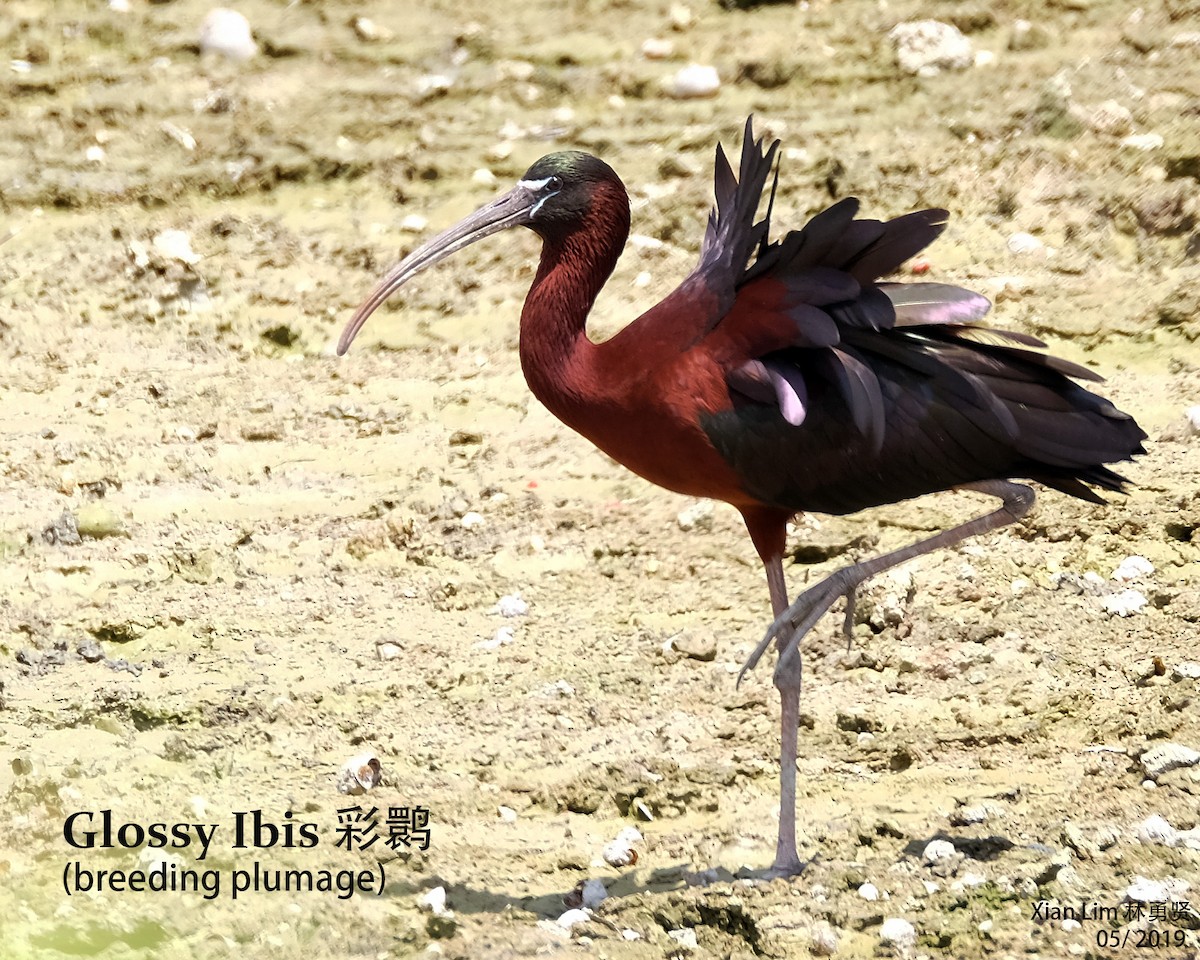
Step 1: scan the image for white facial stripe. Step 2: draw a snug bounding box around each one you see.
[518,177,553,191]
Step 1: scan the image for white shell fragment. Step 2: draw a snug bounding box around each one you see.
[420,885,448,915]
[153,230,201,265]
[1111,555,1154,582]
[496,593,528,617]
[199,8,258,62]
[1140,742,1200,779]
[556,908,590,930]
[665,64,720,99]
[880,917,917,951]
[1102,589,1147,617]
[336,752,382,795]
[923,838,957,864]
[889,20,973,76]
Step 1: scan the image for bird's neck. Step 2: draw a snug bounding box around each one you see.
[519,181,629,411]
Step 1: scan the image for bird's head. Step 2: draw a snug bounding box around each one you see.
[337,151,621,355]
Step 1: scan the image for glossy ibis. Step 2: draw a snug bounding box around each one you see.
[338,119,1145,875]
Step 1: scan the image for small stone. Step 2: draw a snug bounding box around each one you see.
[677,501,714,531]
[75,504,128,540]
[667,928,698,950]
[1112,555,1154,582]
[642,38,674,59]
[809,920,839,956]
[556,908,590,930]
[476,627,514,650]
[400,214,429,233]
[950,801,1003,826]
[460,511,485,529]
[665,64,720,99]
[1172,661,1200,680]
[498,805,517,823]
[1136,814,1178,847]
[1086,100,1134,136]
[1124,875,1190,904]
[923,838,957,864]
[420,885,448,915]
[1122,133,1164,151]
[496,594,528,617]
[880,917,917,951]
[1007,231,1046,256]
[351,16,393,42]
[1185,405,1200,434]
[77,640,105,663]
[199,9,257,62]
[42,511,82,546]
[670,631,717,662]
[1140,742,1200,778]
[376,641,403,661]
[858,882,881,900]
[152,229,201,265]
[889,20,974,75]
[669,4,694,29]
[1102,589,1146,617]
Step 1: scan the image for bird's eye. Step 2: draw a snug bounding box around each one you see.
[546,176,563,192]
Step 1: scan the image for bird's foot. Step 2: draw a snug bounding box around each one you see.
[736,576,849,685]
[759,854,808,880]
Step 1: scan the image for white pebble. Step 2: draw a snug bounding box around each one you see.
[1007,231,1045,256]
[580,878,607,909]
[888,20,973,75]
[496,593,528,617]
[498,805,517,823]
[153,229,201,265]
[460,511,485,529]
[1062,918,1081,932]
[1136,814,1179,847]
[1122,133,1164,151]
[667,928,698,949]
[476,627,514,650]
[1010,577,1030,596]
[677,500,714,531]
[415,74,453,96]
[665,64,720,99]
[1140,742,1200,778]
[399,214,429,233]
[85,145,106,164]
[420,885,448,915]
[556,908,590,930]
[1185,405,1200,434]
[1173,662,1200,680]
[472,169,497,187]
[376,640,403,660]
[1087,99,1133,135]
[621,928,642,941]
[198,8,257,62]
[1102,589,1146,617]
[1124,875,1190,904]
[923,838,957,864]
[858,882,881,901]
[1111,555,1153,582]
[880,917,917,950]
[642,38,675,59]
[809,920,839,956]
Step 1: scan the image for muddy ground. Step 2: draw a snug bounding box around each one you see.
[1,0,1199,957]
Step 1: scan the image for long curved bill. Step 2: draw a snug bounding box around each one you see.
[337,182,542,356]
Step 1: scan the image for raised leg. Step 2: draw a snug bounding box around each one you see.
[742,481,1035,686]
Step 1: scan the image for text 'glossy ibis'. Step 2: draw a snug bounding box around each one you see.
[338,119,1146,876]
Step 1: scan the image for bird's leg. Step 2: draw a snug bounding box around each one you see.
[740,481,1036,683]
[764,554,805,876]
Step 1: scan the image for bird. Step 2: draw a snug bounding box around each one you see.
[337,118,1146,876]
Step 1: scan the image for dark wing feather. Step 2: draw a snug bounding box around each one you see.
[679,120,1145,511]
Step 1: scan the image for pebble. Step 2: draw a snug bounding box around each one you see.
[950,801,1003,826]
[1122,133,1164,151]
[888,20,973,76]
[495,594,528,617]
[1185,405,1200,435]
[1124,875,1190,904]
[498,805,517,823]
[1111,555,1153,582]
[880,917,917,951]
[1102,589,1146,617]
[665,64,720,99]
[77,640,105,663]
[580,878,607,909]
[1086,99,1133,135]
[923,838,957,864]
[400,214,429,233]
[336,753,382,795]
[809,920,839,956]
[676,501,714,532]
[667,928,698,949]
[556,908,590,930]
[1007,232,1046,256]
[858,882,881,900]
[351,16,393,42]
[1173,662,1200,680]
[476,627,514,650]
[153,229,201,265]
[642,38,674,59]
[376,641,403,660]
[199,8,257,62]
[1140,742,1200,779]
[460,511,485,529]
[669,3,694,29]
[75,504,127,540]
[1136,814,1178,846]
[420,886,448,915]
